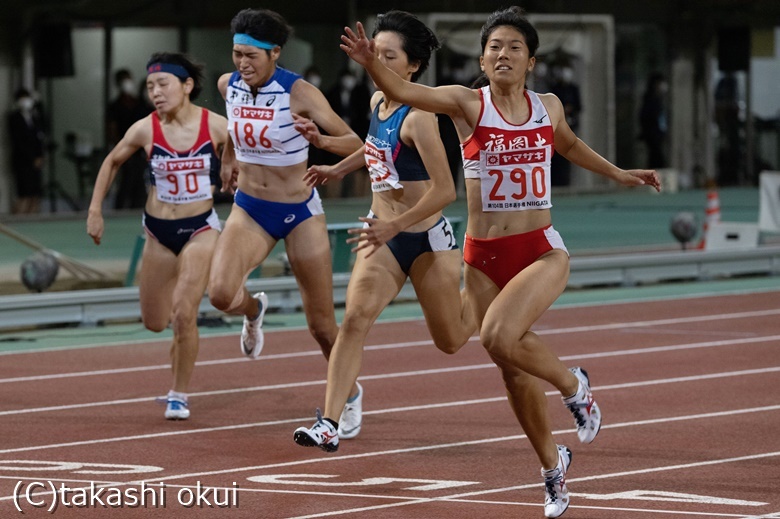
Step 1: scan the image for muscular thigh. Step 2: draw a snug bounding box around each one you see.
[463,263,500,330]
[138,237,178,326]
[410,250,465,329]
[284,215,335,312]
[482,249,569,337]
[210,205,277,290]
[346,245,406,320]
[174,230,219,309]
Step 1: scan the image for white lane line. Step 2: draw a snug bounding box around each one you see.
[2,367,775,460]
[2,330,779,416]
[0,471,772,519]
[131,405,780,482]
[536,308,780,335]
[0,339,467,384]
[0,426,777,517]
[4,305,779,383]
[1,303,778,368]
[0,477,760,519]
[284,450,780,519]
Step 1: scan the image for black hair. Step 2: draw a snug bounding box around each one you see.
[479,6,539,58]
[645,72,666,95]
[373,10,440,83]
[146,52,205,100]
[114,68,131,86]
[230,8,293,54]
[470,74,489,89]
[14,87,31,100]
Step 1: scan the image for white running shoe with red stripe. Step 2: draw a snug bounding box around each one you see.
[562,366,602,444]
[293,409,339,453]
[542,445,572,518]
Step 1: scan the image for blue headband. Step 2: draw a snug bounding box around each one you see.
[233,33,278,50]
[147,63,190,79]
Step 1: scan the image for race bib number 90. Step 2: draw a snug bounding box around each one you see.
[153,157,213,203]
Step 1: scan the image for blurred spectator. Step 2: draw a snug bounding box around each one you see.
[106,68,152,209]
[303,65,323,90]
[326,68,371,197]
[551,66,581,186]
[639,72,669,169]
[8,88,46,214]
[530,61,552,93]
[303,65,339,195]
[714,72,742,185]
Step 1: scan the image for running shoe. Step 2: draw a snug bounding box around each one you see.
[562,366,602,444]
[164,396,190,420]
[338,381,363,439]
[542,445,572,518]
[241,292,268,359]
[293,409,339,453]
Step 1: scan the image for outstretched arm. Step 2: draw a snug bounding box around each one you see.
[545,93,661,191]
[341,22,475,120]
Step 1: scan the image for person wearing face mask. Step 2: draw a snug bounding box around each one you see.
[8,88,46,214]
[639,72,669,169]
[325,67,372,196]
[107,69,153,209]
[303,65,322,90]
[550,65,582,186]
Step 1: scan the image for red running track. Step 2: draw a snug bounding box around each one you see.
[0,290,779,518]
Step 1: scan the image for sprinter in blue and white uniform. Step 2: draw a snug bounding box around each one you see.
[88,52,228,421]
[207,9,362,401]
[293,11,476,452]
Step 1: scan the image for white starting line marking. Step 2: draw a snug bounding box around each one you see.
[247,474,478,491]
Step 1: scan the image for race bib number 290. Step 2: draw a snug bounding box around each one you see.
[481,149,549,211]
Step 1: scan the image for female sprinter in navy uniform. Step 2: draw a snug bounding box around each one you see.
[207,9,363,405]
[88,53,227,420]
[342,7,661,518]
[292,10,476,450]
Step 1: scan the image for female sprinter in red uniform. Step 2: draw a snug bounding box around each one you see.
[88,52,228,420]
[341,7,660,517]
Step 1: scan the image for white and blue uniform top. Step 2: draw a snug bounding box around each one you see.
[364,99,429,193]
[225,67,308,167]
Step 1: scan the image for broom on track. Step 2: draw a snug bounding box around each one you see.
[0,222,111,281]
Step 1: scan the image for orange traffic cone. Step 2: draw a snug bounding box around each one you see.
[697,189,721,249]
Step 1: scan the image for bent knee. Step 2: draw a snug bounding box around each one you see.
[340,310,374,337]
[170,306,198,334]
[208,286,243,313]
[143,316,169,333]
[432,335,467,355]
[480,323,525,360]
[309,321,337,354]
